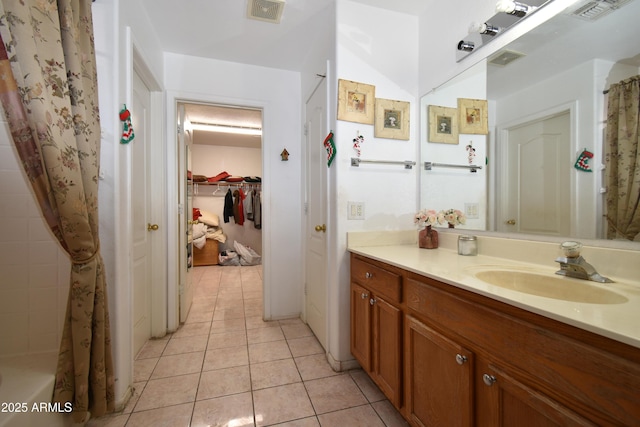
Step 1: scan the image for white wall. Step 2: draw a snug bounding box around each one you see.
[328,0,419,363]
[0,121,70,357]
[191,144,263,254]
[164,53,303,320]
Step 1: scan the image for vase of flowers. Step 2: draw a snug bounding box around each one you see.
[415,209,439,249]
[440,208,466,228]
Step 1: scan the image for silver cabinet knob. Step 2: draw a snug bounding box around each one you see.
[455,354,468,365]
[369,298,377,306]
[365,272,373,279]
[483,374,497,386]
[361,292,369,299]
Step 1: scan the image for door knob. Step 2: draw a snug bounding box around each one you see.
[315,224,326,232]
[506,219,516,225]
[147,223,159,231]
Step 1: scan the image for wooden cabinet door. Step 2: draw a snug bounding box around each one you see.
[372,296,402,408]
[475,358,597,427]
[351,283,372,371]
[404,315,473,427]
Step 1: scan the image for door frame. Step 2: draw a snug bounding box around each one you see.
[165,91,271,331]
[494,101,577,235]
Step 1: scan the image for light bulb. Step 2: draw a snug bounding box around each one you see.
[469,22,500,36]
[496,0,535,17]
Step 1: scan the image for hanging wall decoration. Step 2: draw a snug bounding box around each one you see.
[119,105,135,144]
[337,79,375,124]
[574,148,593,172]
[374,98,410,140]
[428,105,458,144]
[352,132,364,157]
[324,131,336,167]
[458,98,488,135]
[280,148,290,161]
[466,141,476,164]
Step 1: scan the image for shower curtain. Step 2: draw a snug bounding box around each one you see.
[605,75,640,241]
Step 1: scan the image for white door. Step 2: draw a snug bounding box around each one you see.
[178,104,194,323]
[132,71,154,356]
[500,111,571,236]
[305,78,328,350]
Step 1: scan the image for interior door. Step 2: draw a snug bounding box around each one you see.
[178,104,194,323]
[132,71,153,356]
[500,111,571,236]
[304,78,328,350]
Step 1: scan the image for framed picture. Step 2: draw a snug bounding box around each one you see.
[337,79,375,124]
[458,98,488,135]
[428,105,458,144]
[374,98,410,140]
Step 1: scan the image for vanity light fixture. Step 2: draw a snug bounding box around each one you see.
[469,21,501,36]
[495,0,536,17]
[457,40,475,52]
[191,122,262,136]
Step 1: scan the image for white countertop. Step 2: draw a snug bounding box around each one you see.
[348,230,640,349]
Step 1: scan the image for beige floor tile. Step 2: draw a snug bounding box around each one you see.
[207,330,248,350]
[245,316,278,330]
[305,374,367,414]
[294,354,338,381]
[192,392,255,427]
[250,358,302,390]
[253,383,315,427]
[278,317,303,326]
[126,402,193,427]
[316,405,385,427]
[203,345,249,371]
[135,339,168,360]
[248,340,292,364]
[247,325,285,343]
[134,373,199,412]
[122,382,146,414]
[371,400,410,427]
[191,297,217,310]
[210,317,246,334]
[269,417,320,427]
[244,304,263,317]
[86,413,129,427]
[163,334,208,355]
[173,321,211,338]
[213,306,245,321]
[197,365,251,400]
[287,336,324,358]
[150,351,204,379]
[185,309,214,324]
[133,358,158,382]
[281,323,313,340]
[349,369,386,403]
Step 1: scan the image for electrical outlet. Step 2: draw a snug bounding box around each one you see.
[348,202,365,220]
[465,203,479,219]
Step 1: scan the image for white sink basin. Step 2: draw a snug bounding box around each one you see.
[473,269,628,304]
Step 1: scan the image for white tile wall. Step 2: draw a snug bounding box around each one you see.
[0,119,70,356]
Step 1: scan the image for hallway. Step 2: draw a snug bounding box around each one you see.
[88,265,408,426]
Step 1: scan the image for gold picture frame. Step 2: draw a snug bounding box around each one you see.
[374,98,410,140]
[337,79,375,124]
[428,105,458,144]
[458,98,488,135]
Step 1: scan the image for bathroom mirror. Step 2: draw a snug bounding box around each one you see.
[420,0,640,242]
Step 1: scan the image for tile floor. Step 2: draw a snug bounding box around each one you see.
[88,265,409,427]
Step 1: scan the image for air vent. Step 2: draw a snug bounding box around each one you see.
[567,0,633,20]
[489,49,526,66]
[247,0,285,24]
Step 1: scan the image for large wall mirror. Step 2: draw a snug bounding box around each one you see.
[420,0,640,244]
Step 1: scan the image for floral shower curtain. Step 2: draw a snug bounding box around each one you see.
[0,0,114,422]
[605,75,640,241]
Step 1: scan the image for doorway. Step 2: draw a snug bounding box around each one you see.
[498,110,571,236]
[178,102,264,322]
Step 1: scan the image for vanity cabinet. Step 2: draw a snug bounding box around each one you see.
[349,253,640,426]
[350,256,403,408]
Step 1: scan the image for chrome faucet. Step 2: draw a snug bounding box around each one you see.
[554,241,613,283]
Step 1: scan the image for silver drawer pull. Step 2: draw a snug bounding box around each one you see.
[483,374,497,386]
[365,272,373,279]
[455,354,468,365]
[361,292,369,299]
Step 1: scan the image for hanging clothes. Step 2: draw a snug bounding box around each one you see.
[233,188,246,225]
[253,190,262,229]
[244,189,254,221]
[223,189,234,223]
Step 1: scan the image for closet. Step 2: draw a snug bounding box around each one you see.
[184,102,263,267]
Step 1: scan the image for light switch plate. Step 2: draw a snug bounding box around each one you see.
[348,202,365,220]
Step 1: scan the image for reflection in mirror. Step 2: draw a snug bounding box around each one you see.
[421,0,640,244]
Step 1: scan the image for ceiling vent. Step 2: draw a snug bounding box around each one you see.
[488,49,526,66]
[247,0,285,24]
[566,0,633,20]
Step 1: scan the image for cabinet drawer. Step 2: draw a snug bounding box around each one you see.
[351,256,401,303]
